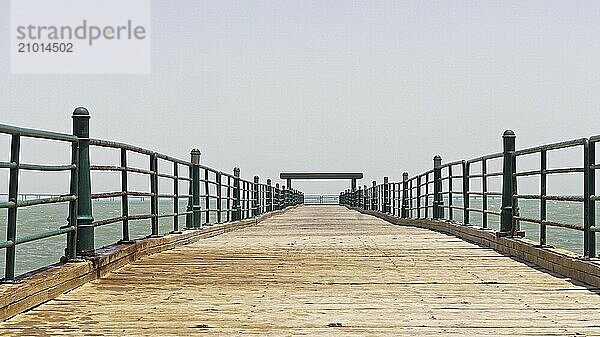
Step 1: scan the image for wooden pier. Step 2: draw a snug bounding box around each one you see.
[2,205,600,336]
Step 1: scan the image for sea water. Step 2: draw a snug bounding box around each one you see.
[0,198,598,278]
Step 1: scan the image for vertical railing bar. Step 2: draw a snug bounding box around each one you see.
[540,150,547,246]
[3,135,21,282]
[433,156,443,219]
[66,140,79,261]
[266,179,272,212]
[500,130,516,234]
[589,140,596,258]
[401,173,409,218]
[416,176,421,218]
[409,179,413,218]
[121,149,130,241]
[204,168,210,225]
[186,164,193,229]
[233,168,241,221]
[482,158,488,229]
[216,172,222,224]
[253,176,259,217]
[448,165,454,221]
[150,153,159,237]
[172,162,180,233]
[462,160,470,225]
[227,176,231,221]
[73,107,94,256]
[584,139,595,257]
[191,150,201,228]
[425,173,429,218]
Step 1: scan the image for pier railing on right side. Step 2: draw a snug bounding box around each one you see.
[340,130,598,259]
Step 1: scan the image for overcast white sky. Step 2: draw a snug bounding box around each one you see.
[1,1,600,194]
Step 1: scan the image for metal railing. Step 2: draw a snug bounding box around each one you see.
[304,194,339,205]
[0,122,79,282]
[0,107,303,282]
[341,130,598,259]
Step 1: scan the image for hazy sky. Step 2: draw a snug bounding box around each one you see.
[1,1,600,194]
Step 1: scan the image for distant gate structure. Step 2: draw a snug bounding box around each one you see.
[279,172,363,190]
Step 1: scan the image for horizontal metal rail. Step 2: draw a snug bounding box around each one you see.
[341,131,600,259]
[0,108,304,283]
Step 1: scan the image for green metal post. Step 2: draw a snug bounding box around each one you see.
[589,141,596,257]
[416,176,421,218]
[216,172,222,224]
[3,135,20,281]
[266,179,273,212]
[253,176,260,216]
[73,107,94,256]
[371,181,377,211]
[66,139,79,261]
[402,172,409,218]
[275,183,280,210]
[382,177,389,213]
[186,164,193,229]
[226,176,231,221]
[233,167,241,220]
[500,130,516,233]
[448,165,454,221]
[462,160,470,225]
[357,186,363,209]
[172,162,181,233]
[204,168,210,226]
[584,139,596,258]
[191,149,202,228]
[482,158,488,228]
[120,148,131,241]
[424,174,429,218]
[150,152,159,237]
[540,150,547,245]
[433,155,443,219]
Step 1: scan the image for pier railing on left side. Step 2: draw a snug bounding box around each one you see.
[0,107,304,283]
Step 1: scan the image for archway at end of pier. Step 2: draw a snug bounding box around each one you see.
[279,172,363,190]
[279,172,363,205]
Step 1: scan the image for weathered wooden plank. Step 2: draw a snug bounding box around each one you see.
[0,207,292,322]
[2,206,600,336]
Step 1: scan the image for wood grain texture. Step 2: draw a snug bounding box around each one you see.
[2,206,600,336]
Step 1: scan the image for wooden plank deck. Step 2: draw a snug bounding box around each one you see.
[2,205,600,336]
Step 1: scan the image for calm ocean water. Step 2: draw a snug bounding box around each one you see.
[0,198,598,278]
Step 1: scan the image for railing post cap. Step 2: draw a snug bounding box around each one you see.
[433,155,442,167]
[72,107,90,118]
[503,130,516,138]
[384,176,389,182]
[253,175,259,182]
[266,178,271,184]
[402,171,409,177]
[233,167,240,176]
[190,149,201,164]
